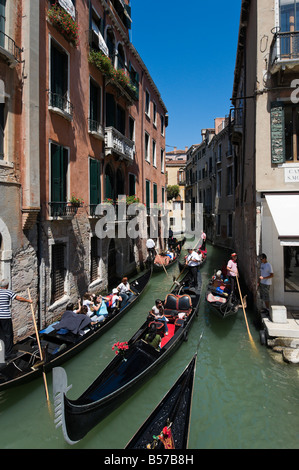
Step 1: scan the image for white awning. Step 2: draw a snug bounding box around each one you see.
[265,193,299,245]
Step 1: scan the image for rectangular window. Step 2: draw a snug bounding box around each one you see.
[284,246,299,292]
[50,40,69,112]
[50,142,68,216]
[227,166,233,196]
[216,170,222,197]
[145,132,150,162]
[161,114,165,135]
[146,180,150,213]
[145,90,150,117]
[153,183,157,204]
[90,236,99,282]
[129,116,135,141]
[89,79,101,132]
[152,139,156,166]
[89,158,101,215]
[129,173,136,196]
[153,101,157,126]
[161,148,165,172]
[51,243,66,303]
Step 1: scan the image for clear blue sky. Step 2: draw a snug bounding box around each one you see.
[130,0,242,150]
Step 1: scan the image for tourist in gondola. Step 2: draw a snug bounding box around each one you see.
[117,277,134,305]
[0,279,33,360]
[186,248,202,288]
[151,299,169,335]
[226,253,238,294]
[145,323,162,350]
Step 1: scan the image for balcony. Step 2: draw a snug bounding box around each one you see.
[105,126,134,162]
[270,30,299,74]
[48,202,78,219]
[0,31,22,67]
[48,91,74,121]
[88,118,104,140]
[229,107,243,144]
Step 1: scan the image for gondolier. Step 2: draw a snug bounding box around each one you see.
[146,238,156,261]
[0,279,32,360]
[186,248,202,288]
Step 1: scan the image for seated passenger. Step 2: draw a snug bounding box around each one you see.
[117,277,134,305]
[82,293,95,317]
[145,323,161,350]
[105,288,123,311]
[53,303,96,336]
[151,299,169,335]
[90,295,109,322]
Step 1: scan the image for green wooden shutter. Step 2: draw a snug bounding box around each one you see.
[0,0,6,47]
[51,144,63,202]
[270,102,285,164]
[90,158,101,205]
[146,180,150,211]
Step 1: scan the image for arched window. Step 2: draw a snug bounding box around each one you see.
[117,43,126,70]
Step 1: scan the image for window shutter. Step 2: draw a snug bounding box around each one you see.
[90,158,101,205]
[51,144,63,202]
[270,102,285,164]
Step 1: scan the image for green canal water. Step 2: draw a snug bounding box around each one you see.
[0,243,298,449]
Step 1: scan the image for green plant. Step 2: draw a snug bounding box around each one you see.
[88,50,115,78]
[103,198,114,204]
[126,195,140,205]
[48,4,79,47]
[69,194,84,205]
[167,185,180,200]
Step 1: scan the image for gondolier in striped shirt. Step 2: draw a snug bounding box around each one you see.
[0,279,32,360]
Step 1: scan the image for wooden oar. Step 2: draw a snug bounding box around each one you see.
[161,261,169,277]
[170,263,186,290]
[236,277,257,351]
[27,289,51,408]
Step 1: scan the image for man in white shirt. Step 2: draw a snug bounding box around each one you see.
[146,238,156,261]
[186,248,202,287]
[117,277,134,305]
[258,253,274,312]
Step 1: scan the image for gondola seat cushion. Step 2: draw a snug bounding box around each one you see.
[164,293,192,317]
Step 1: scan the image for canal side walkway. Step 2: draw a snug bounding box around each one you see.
[260,305,299,364]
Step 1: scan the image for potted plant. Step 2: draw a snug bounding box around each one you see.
[48,3,79,47]
[68,195,84,207]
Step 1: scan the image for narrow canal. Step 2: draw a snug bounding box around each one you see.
[0,243,298,449]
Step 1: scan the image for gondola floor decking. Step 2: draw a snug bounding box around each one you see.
[53,269,201,444]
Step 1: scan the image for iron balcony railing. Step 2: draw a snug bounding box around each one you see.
[88,118,104,138]
[230,107,243,128]
[271,30,299,66]
[0,31,22,64]
[48,202,78,218]
[48,91,74,118]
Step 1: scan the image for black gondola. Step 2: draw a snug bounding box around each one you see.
[153,237,185,272]
[0,269,152,391]
[125,354,197,449]
[53,268,201,444]
[205,274,240,318]
[153,253,178,272]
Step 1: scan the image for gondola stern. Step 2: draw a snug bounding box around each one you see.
[53,367,79,446]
